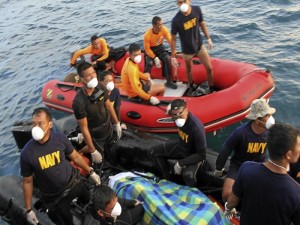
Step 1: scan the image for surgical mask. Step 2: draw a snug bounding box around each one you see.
[180,3,189,13]
[111,202,122,217]
[265,116,275,129]
[133,55,142,64]
[175,118,186,127]
[87,77,98,89]
[31,124,50,141]
[106,81,114,91]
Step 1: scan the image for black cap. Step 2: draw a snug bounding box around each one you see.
[170,99,186,111]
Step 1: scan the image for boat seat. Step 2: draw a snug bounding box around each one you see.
[152,79,188,97]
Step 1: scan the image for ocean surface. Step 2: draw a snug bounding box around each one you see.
[0,0,299,222]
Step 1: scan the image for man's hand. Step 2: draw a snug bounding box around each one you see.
[149,96,160,105]
[171,57,179,67]
[91,150,103,163]
[90,168,101,186]
[174,162,183,175]
[224,202,237,220]
[214,168,225,177]
[114,122,122,140]
[26,209,39,225]
[154,57,161,68]
[207,38,213,50]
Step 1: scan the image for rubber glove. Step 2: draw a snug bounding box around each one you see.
[91,150,102,163]
[154,57,161,68]
[174,162,183,175]
[90,169,101,186]
[114,122,122,140]
[214,168,225,177]
[224,202,237,220]
[26,210,39,225]
[149,96,160,105]
[207,38,213,50]
[171,57,179,67]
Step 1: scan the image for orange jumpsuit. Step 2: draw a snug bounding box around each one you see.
[121,58,151,100]
[143,26,172,59]
[70,38,109,65]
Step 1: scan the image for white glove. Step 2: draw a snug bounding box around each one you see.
[154,57,161,68]
[214,168,225,177]
[149,96,160,105]
[171,57,179,67]
[26,210,39,225]
[224,202,237,220]
[120,123,127,130]
[90,168,101,186]
[91,150,103,163]
[114,122,122,140]
[166,103,171,115]
[207,38,213,50]
[174,162,183,175]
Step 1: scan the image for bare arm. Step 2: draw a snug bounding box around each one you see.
[200,21,211,40]
[171,34,177,58]
[105,99,119,124]
[226,192,240,209]
[68,150,92,173]
[77,117,96,153]
[22,176,34,211]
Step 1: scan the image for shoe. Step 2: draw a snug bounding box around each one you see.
[186,87,194,96]
[165,82,177,89]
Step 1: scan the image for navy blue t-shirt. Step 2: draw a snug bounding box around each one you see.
[20,131,74,194]
[171,5,204,54]
[233,161,300,225]
[177,112,207,166]
[216,121,268,170]
[109,87,121,108]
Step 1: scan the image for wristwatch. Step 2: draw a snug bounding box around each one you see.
[89,168,94,175]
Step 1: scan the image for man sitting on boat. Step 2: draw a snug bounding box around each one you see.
[85,184,144,225]
[121,43,165,105]
[144,16,177,89]
[214,98,276,202]
[70,35,122,73]
[149,99,208,187]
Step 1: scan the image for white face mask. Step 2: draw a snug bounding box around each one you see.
[265,116,275,129]
[111,202,122,217]
[133,55,142,64]
[31,124,50,141]
[180,3,189,13]
[87,77,98,89]
[106,81,114,91]
[175,118,186,127]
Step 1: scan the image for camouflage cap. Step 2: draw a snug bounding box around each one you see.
[246,99,276,120]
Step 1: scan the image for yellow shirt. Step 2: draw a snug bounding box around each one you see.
[121,58,151,100]
[143,26,172,59]
[70,38,109,65]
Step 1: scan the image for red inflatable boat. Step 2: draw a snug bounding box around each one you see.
[42,53,275,133]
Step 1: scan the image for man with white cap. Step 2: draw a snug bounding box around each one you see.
[214,98,276,202]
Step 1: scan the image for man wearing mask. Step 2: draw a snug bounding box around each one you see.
[171,0,214,96]
[72,62,122,165]
[214,99,276,202]
[121,43,165,105]
[224,123,300,225]
[85,185,144,225]
[150,99,207,187]
[21,107,100,225]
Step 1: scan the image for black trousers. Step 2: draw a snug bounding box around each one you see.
[150,141,207,187]
[46,179,90,225]
[144,45,172,83]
